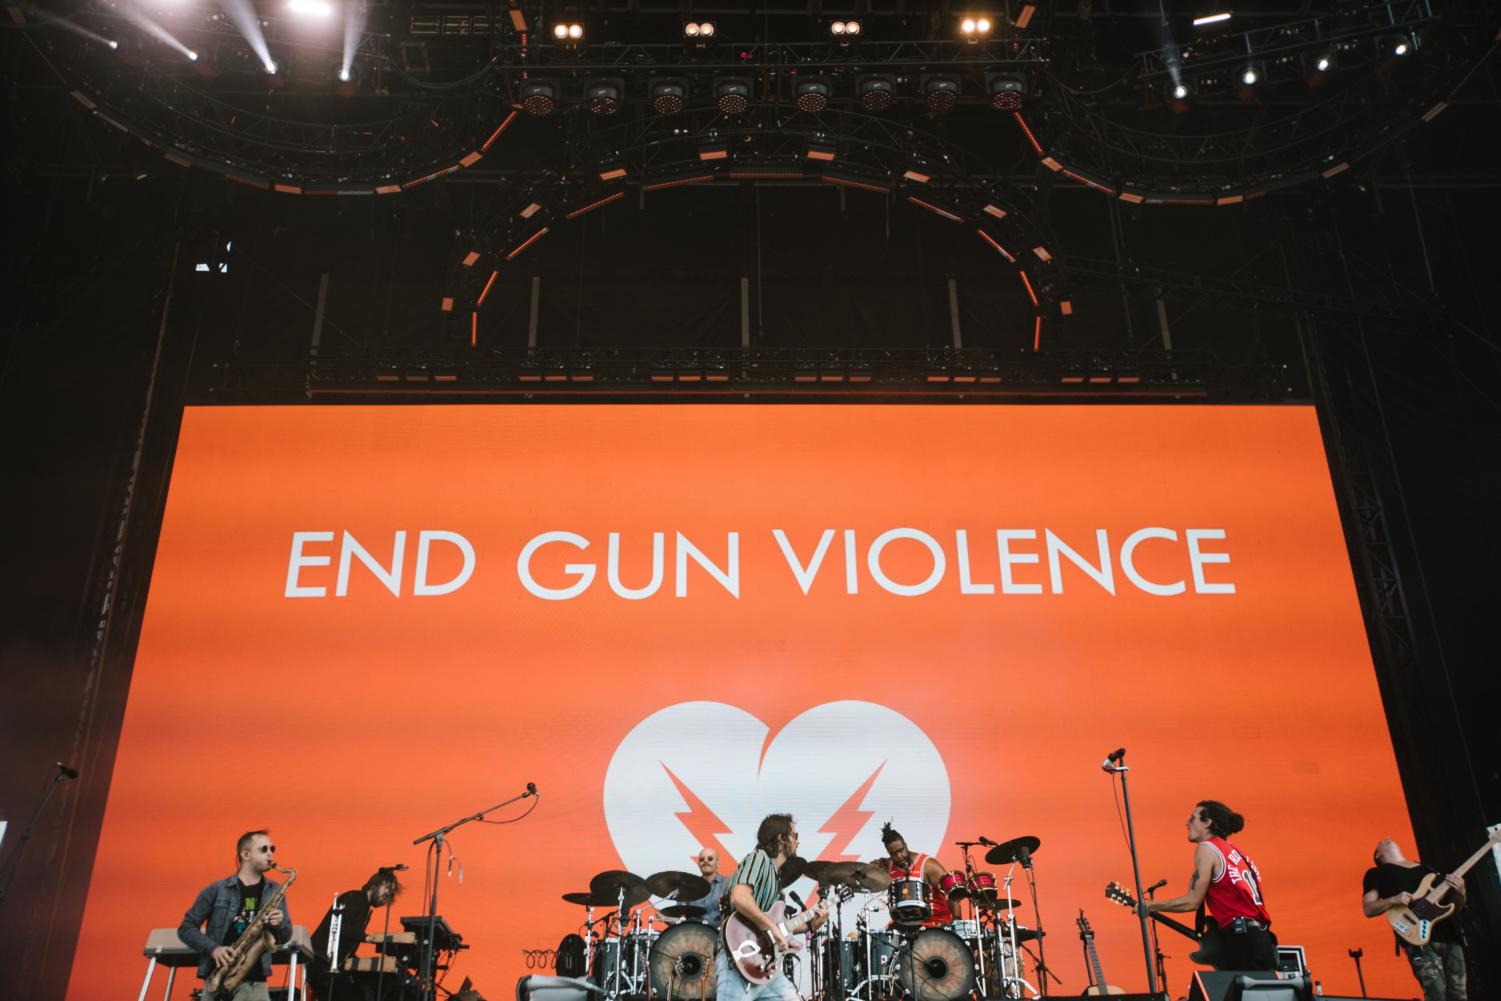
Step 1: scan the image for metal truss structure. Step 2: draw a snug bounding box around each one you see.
[14,0,1495,198]
[202,346,1287,402]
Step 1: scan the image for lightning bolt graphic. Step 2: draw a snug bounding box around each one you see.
[661,763,737,873]
[816,762,886,863]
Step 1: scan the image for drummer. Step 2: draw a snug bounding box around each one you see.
[877,822,952,928]
[663,848,731,926]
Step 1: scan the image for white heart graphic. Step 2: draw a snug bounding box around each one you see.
[603,700,951,886]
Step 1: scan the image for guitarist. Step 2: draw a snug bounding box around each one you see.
[716,814,826,1001]
[1142,801,1275,971]
[1362,837,1467,1001]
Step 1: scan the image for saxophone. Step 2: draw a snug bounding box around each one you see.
[205,865,297,998]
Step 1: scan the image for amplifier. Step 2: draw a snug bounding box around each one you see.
[1188,970,1312,1001]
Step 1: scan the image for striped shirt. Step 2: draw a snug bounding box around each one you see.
[732,849,782,914]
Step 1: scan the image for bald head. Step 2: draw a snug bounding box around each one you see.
[696,850,720,877]
[1373,837,1407,865]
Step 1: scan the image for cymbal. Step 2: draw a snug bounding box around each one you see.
[562,892,597,906]
[646,870,712,901]
[1011,926,1045,943]
[658,904,707,919]
[778,855,811,884]
[983,836,1041,865]
[983,897,1023,910]
[589,870,651,909]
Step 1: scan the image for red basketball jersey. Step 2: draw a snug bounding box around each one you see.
[1203,836,1271,927]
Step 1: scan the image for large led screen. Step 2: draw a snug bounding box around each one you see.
[68,405,1415,998]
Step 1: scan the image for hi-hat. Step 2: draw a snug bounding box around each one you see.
[984,836,1041,865]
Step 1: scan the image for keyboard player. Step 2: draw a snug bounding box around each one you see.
[308,867,403,1000]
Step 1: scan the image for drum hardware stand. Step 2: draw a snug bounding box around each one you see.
[1102,749,1158,995]
[1348,947,1367,998]
[993,873,1038,1000]
[953,841,990,995]
[325,893,345,1001]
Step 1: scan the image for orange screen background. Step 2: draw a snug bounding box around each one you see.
[67,404,1416,998]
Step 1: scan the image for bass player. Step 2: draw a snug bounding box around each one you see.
[1362,836,1467,1001]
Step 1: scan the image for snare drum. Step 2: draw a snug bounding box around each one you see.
[888,876,932,924]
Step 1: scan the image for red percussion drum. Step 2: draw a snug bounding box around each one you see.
[939,870,970,903]
[968,872,997,904]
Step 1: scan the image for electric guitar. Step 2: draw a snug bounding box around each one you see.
[1385,830,1501,946]
[1104,881,1223,968]
[723,890,841,985]
[1077,911,1124,995]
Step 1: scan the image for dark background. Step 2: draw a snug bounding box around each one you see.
[3,5,1500,1001]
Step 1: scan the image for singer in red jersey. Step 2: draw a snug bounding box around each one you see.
[1144,800,1276,971]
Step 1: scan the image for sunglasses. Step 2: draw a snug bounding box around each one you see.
[254,845,277,854]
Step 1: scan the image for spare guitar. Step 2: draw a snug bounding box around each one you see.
[1077,911,1124,995]
[1104,881,1223,968]
[1386,829,1501,946]
[723,888,843,985]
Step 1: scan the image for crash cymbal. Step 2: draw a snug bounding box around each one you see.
[778,855,811,884]
[983,836,1041,866]
[645,870,711,901]
[589,870,651,909]
[562,892,597,906]
[846,861,893,892]
[801,860,852,883]
[658,903,707,919]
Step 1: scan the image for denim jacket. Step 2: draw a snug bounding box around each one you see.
[177,874,293,979]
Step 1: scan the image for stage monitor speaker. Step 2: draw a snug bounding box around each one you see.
[1038,995,1166,1001]
[516,975,603,1001]
[1187,970,1312,1001]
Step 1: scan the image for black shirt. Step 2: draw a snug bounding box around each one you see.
[310,890,376,968]
[224,878,268,981]
[1362,862,1459,944]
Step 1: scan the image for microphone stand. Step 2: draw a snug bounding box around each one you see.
[1105,753,1157,995]
[412,789,534,1001]
[0,764,75,905]
[1145,882,1168,990]
[1348,948,1367,998]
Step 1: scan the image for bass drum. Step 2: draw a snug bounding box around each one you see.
[648,921,719,1001]
[892,928,976,1001]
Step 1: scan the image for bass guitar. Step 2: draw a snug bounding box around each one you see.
[1386,830,1501,946]
[1077,911,1124,995]
[1104,881,1223,968]
[723,893,835,985]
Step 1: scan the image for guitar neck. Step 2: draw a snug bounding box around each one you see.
[1082,935,1108,988]
[1429,838,1496,902]
[1149,911,1200,941]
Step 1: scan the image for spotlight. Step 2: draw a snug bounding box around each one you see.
[553,23,567,39]
[1164,77,1195,110]
[1315,53,1333,72]
[651,79,687,115]
[569,23,583,40]
[109,39,119,49]
[857,75,896,112]
[586,79,622,115]
[1239,63,1262,87]
[923,76,960,114]
[830,20,861,37]
[287,0,332,17]
[1303,49,1336,82]
[795,79,831,114]
[987,73,1026,111]
[519,80,557,116]
[959,16,992,39]
[715,78,752,115]
[552,22,583,41]
[187,49,199,61]
[684,21,715,39]
[1192,12,1232,28]
[1383,33,1413,57]
[264,60,278,75]
[338,67,350,82]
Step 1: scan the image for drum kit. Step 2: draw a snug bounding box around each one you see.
[556,836,1047,1001]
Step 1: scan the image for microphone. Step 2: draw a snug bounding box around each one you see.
[1016,844,1033,870]
[56,763,79,780]
[1146,878,1168,893]
[786,890,806,911]
[1100,747,1126,772]
[977,836,999,847]
[525,782,538,797]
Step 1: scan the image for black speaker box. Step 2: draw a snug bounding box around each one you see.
[1187,970,1311,1001]
[1038,995,1166,1001]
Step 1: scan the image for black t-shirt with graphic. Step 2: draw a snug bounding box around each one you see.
[223,878,268,981]
[1362,862,1459,945]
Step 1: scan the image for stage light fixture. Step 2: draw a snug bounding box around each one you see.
[1010,2,1037,30]
[684,21,715,39]
[795,79,831,114]
[187,49,199,61]
[586,79,622,115]
[1193,12,1232,28]
[923,76,960,114]
[715,78,751,115]
[1384,33,1413,57]
[857,75,896,112]
[830,20,861,37]
[651,79,687,115]
[287,0,332,18]
[1239,63,1262,87]
[338,67,350,81]
[805,143,836,162]
[1315,53,1334,72]
[520,80,557,116]
[960,16,992,40]
[552,22,583,41]
[987,73,1026,111]
[1165,77,1195,109]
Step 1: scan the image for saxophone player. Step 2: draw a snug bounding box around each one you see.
[178,829,293,1001]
